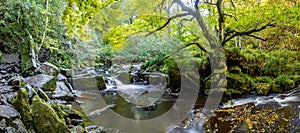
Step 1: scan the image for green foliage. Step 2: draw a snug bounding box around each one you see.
[63,0,115,36]
[274,74,295,91]
[0,0,74,70]
[103,14,168,49]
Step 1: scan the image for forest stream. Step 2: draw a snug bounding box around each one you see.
[73,65,300,133]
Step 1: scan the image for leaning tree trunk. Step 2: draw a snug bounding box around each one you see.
[174,0,227,117]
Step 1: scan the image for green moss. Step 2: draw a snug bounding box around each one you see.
[31,95,71,133]
[12,88,32,128]
[226,72,254,97]
[51,103,68,124]
[42,77,57,91]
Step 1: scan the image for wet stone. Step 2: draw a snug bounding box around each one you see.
[0,105,20,119]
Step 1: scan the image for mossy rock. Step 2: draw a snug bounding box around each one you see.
[31,95,70,133]
[12,88,32,128]
[25,74,56,91]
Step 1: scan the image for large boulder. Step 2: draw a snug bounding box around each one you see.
[72,75,106,90]
[31,95,70,133]
[12,88,32,128]
[25,74,56,91]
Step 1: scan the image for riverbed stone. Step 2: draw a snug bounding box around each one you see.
[116,72,131,84]
[31,95,71,133]
[0,105,20,119]
[25,74,56,91]
[12,88,32,128]
[72,75,106,90]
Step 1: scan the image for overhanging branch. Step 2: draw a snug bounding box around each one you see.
[222,23,276,46]
[145,13,191,37]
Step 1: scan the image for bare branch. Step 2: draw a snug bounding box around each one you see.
[154,0,167,12]
[173,0,197,14]
[222,23,276,46]
[145,13,191,37]
[224,13,237,21]
[245,34,267,41]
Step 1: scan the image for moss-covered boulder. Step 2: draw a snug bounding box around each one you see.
[31,95,70,133]
[12,88,32,128]
[25,74,56,91]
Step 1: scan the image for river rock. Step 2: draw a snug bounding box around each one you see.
[40,62,60,77]
[12,88,32,128]
[72,75,106,90]
[25,74,56,91]
[116,72,131,84]
[31,95,71,133]
[0,105,20,119]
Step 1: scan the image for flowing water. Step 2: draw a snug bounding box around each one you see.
[73,67,300,132]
